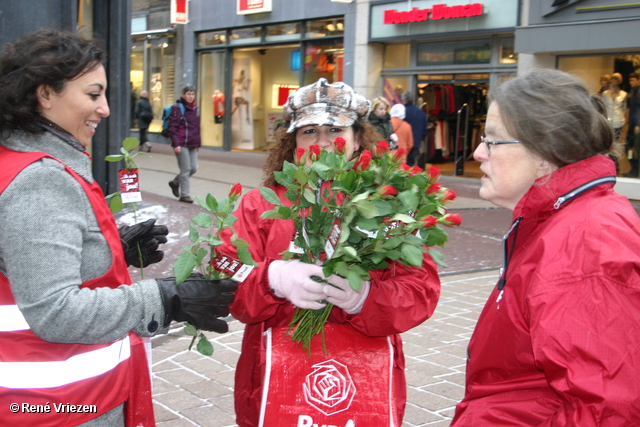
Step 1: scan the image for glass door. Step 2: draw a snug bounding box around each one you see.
[198,51,227,148]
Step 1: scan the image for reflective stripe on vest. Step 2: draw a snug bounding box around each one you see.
[0,304,29,331]
[0,335,130,388]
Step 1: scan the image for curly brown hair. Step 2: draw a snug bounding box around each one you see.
[262,122,383,187]
[0,29,104,136]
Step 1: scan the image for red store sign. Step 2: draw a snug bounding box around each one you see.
[384,3,483,24]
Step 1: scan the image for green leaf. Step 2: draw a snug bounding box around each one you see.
[303,188,316,204]
[196,336,214,356]
[274,171,294,188]
[401,244,424,267]
[261,209,285,219]
[428,247,448,268]
[231,234,249,248]
[195,247,208,264]
[352,192,371,203]
[189,223,200,243]
[174,252,197,284]
[293,168,309,185]
[105,154,124,162]
[355,200,378,219]
[259,187,283,206]
[424,226,449,247]
[371,199,394,216]
[192,212,213,228]
[398,190,420,212]
[382,237,402,249]
[122,137,139,152]
[237,246,256,266]
[109,195,124,214]
[205,194,219,212]
[282,161,298,177]
[392,213,416,224]
[346,270,363,292]
[184,323,198,336]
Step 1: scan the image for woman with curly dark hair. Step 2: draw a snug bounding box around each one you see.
[0,29,237,426]
[217,78,442,427]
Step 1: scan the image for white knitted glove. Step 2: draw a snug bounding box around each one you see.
[268,260,327,310]
[390,133,399,142]
[322,275,371,314]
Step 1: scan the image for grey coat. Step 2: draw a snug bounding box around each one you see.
[0,130,167,426]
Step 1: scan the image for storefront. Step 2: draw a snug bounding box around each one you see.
[516,0,640,194]
[369,0,519,165]
[184,0,356,151]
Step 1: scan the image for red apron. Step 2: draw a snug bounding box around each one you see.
[259,324,397,427]
[0,147,154,426]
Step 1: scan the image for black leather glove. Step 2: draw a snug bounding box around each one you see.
[119,219,169,268]
[157,274,238,333]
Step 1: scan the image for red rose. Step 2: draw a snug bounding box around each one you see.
[334,137,347,154]
[376,141,390,156]
[409,166,422,176]
[440,213,462,226]
[420,215,438,228]
[229,183,243,198]
[442,189,457,203]
[392,148,407,161]
[427,182,442,195]
[354,150,373,170]
[399,163,411,172]
[309,144,321,161]
[378,185,398,197]
[427,166,440,181]
[295,147,306,165]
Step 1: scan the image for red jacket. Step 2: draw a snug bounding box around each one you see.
[452,155,640,426]
[220,185,441,427]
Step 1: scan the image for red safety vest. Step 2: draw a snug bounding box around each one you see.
[0,146,155,426]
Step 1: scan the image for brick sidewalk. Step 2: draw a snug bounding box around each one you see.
[149,270,498,427]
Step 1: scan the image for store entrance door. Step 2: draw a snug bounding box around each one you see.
[417,75,489,177]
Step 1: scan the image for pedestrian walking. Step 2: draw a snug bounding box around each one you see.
[451,69,640,426]
[402,91,428,167]
[168,84,201,203]
[0,29,237,426]
[135,90,153,152]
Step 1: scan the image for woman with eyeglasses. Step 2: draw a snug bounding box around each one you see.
[451,69,640,426]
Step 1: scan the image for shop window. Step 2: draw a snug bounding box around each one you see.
[131,16,147,33]
[129,35,176,133]
[417,40,491,66]
[266,23,301,42]
[230,27,262,45]
[198,51,226,148]
[306,18,344,38]
[384,44,410,68]
[499,38,517,64]
[198,30,226,47]
[303,42,344,85]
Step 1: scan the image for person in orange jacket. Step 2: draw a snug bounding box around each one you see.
[389,103,414,163]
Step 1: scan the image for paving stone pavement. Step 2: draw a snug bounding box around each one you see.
[149,270,498,427]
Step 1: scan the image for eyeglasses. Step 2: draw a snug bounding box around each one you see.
[480,136,520,156]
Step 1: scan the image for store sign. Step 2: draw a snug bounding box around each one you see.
[171,0,188,24]
[237,0,272,15]
[384,3,483,24]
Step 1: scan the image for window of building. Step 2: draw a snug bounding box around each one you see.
[131,16,147,33]
[499,38,517,64]
[384,44,410,68]
[198,30,226,47]
[266,23,301,42]
[417,40,491,66]
[306,18,344,38]
[229,27,262,45]
[303,42,344,85]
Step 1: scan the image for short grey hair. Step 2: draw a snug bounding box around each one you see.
[490,69,615,167]
[182,84,196,94]
[401,91,414,104]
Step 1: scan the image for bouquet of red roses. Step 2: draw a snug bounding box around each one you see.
[259,139,461,354]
